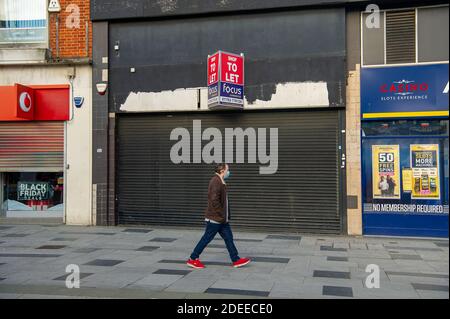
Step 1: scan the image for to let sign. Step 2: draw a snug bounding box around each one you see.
[207,51,244,109]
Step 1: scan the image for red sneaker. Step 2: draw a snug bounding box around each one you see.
[233,258,251,268]
[186,258,205,269]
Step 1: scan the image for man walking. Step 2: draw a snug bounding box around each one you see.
[187,163,251,269]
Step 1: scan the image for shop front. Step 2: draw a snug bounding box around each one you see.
[0,84,69,218]
[361,63,449,237]
[102,7,348,233]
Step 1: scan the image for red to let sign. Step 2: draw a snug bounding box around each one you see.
[207,52,219,86]
[220,52,244,85]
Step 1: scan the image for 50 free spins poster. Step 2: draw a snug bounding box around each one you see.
[372,145,401,199]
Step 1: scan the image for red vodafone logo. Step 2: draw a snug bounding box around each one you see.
[19,92,32,112]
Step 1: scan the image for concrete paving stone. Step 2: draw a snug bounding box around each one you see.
[0,293,22,299]
[136,246,160,252]
[387,275,449,286]
[210,278,275,292]
[132,274,183,286]
[50,238,79,242]
[416,251,449,262]
[0,253,62,258]
[322,285,353,298]
[249,256,290,264]
[320,245,347,252]
[434,241,449,248]
[278,282,325,297]
[265,235,301,241]
[72,248,101,254]
[205,287,270,297]
[327,256,349,262]
[350,243,368,250]
[350,268,390,282]
[38,250,120,266]
[58,231,116,236]
[122,228,153,234]
[239,247,275,255]
[153,269,191,276]
[383,245,443,252]
[2,234,30,238]
[83,259,125,267]
[0,274,39,285]
[385,271,449,279]
[347,249,391,258]
[333,242,350,250]
[411,283,449,292]
[393,260,436,271]
[18,294,102,299]
[80,272,149,289]
[309,255,358,268]
[217,270,252,281]
[353,285,421,299]
[366,243,385,250]
[313,251,349,259]
[416,290,449,299]
[390,253,423,260]
[115,255,164,268]
[426,261,449,273]
[348,258,399,270]
[164,277,219,293]
[53,273,94,281]
[149,238,178,243]
[313,270,351,280]
[35,245,67,250]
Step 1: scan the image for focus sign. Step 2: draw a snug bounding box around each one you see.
[207,50,244,109]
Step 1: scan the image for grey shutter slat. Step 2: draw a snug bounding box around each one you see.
[117,110,341,234]
[386,10,416,64]
[0,122,64,172]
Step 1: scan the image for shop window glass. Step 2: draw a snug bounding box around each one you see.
[0,0,47,45]
[362,120,449,137]
[2,172,63,211]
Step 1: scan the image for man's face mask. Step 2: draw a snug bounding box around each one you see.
[224,169,231,180]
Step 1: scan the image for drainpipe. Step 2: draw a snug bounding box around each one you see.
[56,14,60,60]
[64,68,76,224]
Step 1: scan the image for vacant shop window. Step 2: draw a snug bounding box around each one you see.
[362,5,449,66]
[0,0,47,45]
[417,6,449,63]
[2,172,64,212]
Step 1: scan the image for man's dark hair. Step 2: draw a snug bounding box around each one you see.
[214,163,228,174]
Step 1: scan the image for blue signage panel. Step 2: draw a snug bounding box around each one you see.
[362,137,449,238]
[361,63,449,119]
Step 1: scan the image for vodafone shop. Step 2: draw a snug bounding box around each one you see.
[0,84,69,218]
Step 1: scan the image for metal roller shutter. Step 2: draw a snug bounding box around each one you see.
[117,110,341,234]
[386,9,416,64]
[0,122,64,172]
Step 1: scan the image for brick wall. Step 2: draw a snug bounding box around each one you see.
[346,64,362,235]
[48,0,92,59]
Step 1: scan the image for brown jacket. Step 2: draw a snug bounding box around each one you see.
[204,174,228,223]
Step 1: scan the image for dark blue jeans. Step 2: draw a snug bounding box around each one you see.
[190,221,240,263]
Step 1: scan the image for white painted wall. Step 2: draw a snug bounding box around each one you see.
[119,81,330,112]
[0,64,93,225]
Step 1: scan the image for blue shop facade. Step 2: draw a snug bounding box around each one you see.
[361,63,449,238]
